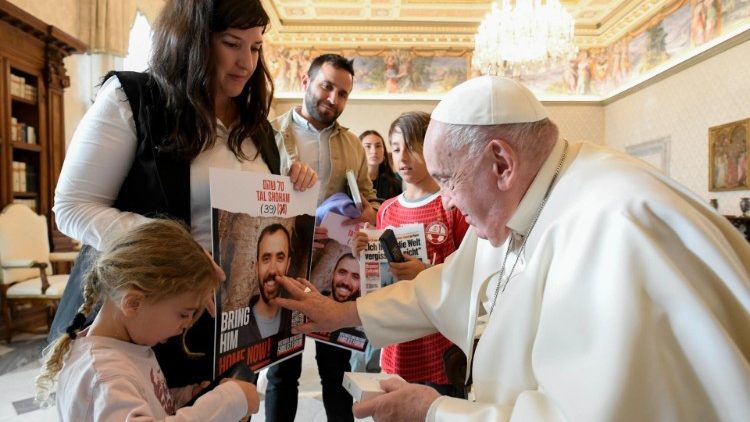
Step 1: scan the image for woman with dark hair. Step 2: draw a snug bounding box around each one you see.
[360,130,402,201]
[50,0,316,388]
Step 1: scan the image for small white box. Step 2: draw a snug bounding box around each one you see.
[342,372,405,402]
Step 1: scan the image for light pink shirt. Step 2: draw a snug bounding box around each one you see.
[57,333,247,421]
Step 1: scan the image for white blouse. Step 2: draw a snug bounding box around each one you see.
[54,77,290,250]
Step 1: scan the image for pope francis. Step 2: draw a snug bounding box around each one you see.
[275,76,750,422]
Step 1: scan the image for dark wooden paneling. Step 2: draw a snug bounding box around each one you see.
[0,0,85,250]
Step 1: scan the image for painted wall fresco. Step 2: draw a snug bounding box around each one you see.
[264,0,750,98]
[265,44,469,97]
[522,0,748,96]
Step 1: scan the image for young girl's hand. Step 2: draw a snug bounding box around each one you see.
[351,230,369,256]
[389,254,428,282]
[191,381,211,397]
[222,379,260,416]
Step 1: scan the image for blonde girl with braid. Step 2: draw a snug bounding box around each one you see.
[36,220,259,421]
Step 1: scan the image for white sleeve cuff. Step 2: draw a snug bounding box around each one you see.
[426,395,451,421]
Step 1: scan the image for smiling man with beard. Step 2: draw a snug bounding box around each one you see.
[269,54,377,422]
[323,253,361,302]
[275,54,378,223]
[245,223,293,344]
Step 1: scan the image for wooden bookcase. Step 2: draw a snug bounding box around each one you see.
[0,1,85,250]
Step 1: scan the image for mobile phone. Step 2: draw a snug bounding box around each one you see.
[379,229,405,263]
[184,361,255,407]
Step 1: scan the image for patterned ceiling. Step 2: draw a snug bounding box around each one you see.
[261,0,676,49]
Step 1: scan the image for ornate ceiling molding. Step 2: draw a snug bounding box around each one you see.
[261,0,681,50]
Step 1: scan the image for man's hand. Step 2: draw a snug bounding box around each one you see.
[389,254,428,282]
[343,193,377,226]
[273,275,361,333]
[352,377,441,422]
[288,160,318,191]
[359,196,377,225]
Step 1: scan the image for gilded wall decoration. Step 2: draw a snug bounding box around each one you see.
[709,118,750,192]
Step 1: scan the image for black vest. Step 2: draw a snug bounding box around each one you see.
[106,70,281,224]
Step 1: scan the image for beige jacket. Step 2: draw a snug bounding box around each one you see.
[273,108,378,206]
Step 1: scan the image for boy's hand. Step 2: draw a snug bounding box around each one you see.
[389,254,427,282]
[351,227,370,256]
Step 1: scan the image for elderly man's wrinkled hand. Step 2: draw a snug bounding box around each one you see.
[272,275,359,333]
[352,378,441,422]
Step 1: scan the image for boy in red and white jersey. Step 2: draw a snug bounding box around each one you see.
[353,111,468,397]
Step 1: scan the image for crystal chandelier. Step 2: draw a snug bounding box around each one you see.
[472,0,578,76]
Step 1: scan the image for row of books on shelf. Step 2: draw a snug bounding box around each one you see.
[12,161,37,192]
[10,117,37,144]
[10,74,38,101]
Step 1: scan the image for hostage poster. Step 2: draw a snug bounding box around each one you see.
[210,168,319,374]
[306,211,368,352]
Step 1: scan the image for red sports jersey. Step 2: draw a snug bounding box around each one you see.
[377,192,469,384]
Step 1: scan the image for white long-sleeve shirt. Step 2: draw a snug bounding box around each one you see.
[57,333,247,421]
[54,77,291,250]
[358,141,750,421]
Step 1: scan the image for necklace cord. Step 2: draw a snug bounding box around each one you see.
[489,140,569,315]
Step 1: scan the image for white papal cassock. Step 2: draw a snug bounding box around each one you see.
[357,140,750,421]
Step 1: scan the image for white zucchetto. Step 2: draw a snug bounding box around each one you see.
[431,76,548,125]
